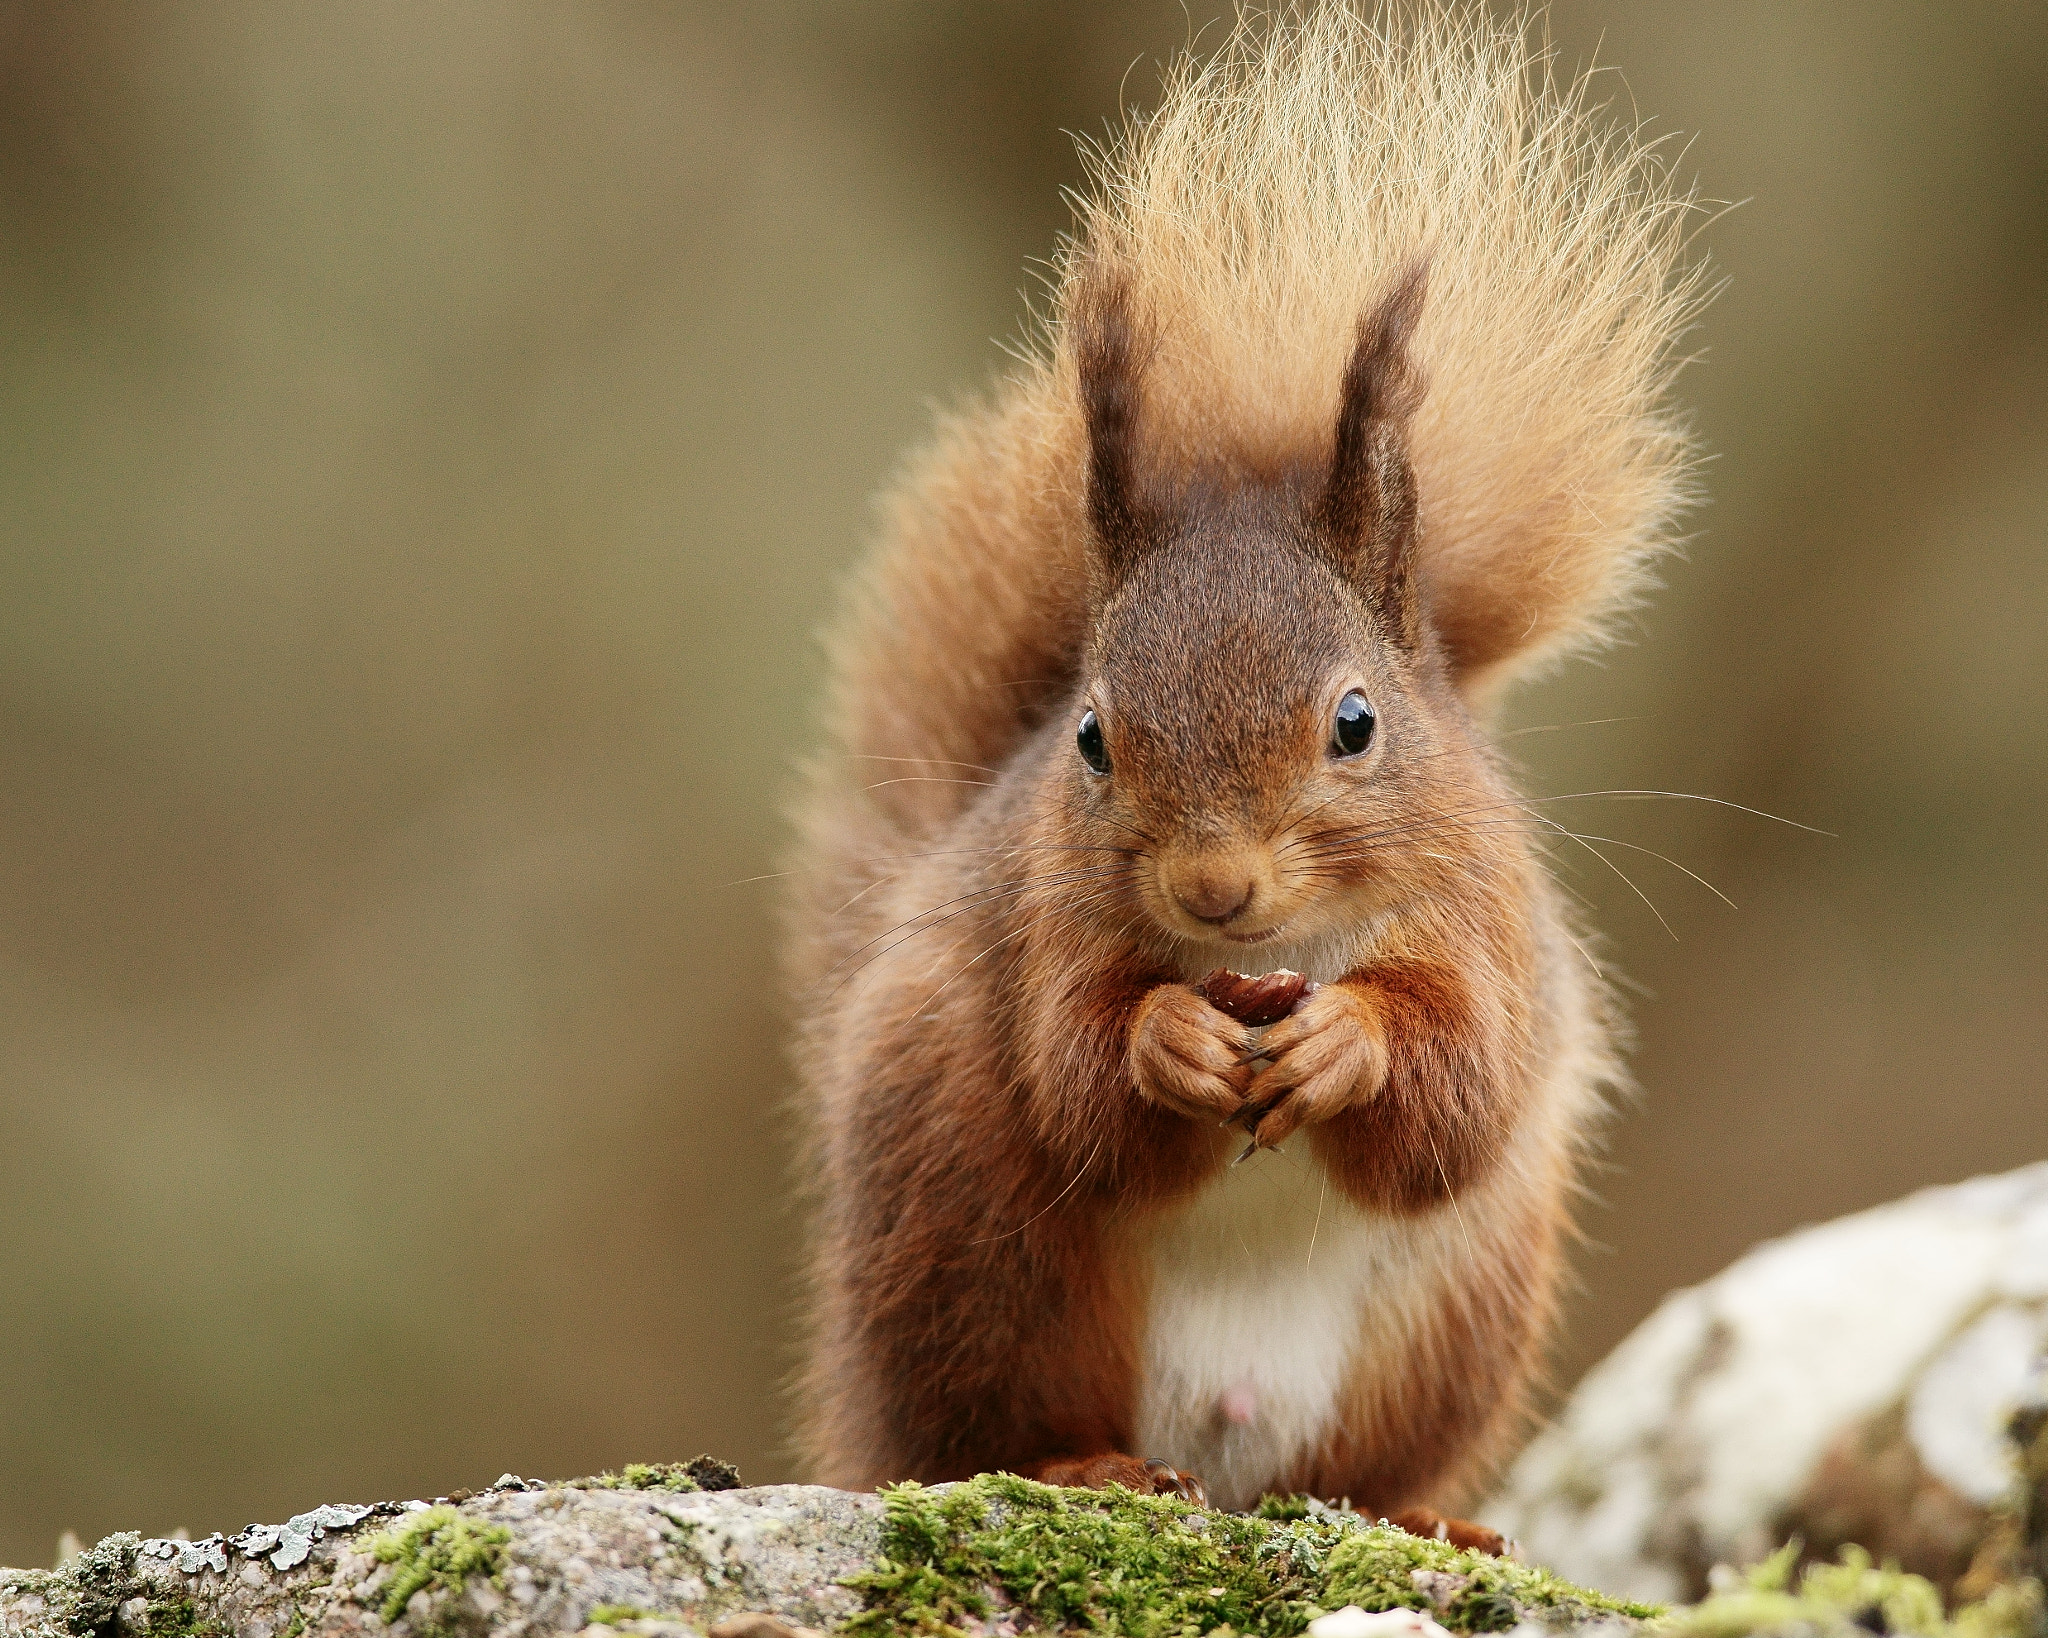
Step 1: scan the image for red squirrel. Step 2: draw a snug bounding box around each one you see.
[786,4,1702,1540]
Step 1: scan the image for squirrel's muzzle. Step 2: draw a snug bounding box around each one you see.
[1158,850,1267,931]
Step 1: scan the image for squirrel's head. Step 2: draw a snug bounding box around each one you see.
[1059,263,1509,955]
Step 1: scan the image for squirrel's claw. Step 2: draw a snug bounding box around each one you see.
[1143,1457,1207,1506]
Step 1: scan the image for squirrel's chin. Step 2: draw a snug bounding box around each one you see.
[1155,919,1293,957]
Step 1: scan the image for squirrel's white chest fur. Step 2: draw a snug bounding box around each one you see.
[1129,942,1488,1510]
[1130,942,1397,1510]
[1131,1137,1393,1511]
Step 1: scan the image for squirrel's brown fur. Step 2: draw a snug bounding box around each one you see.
[786,3,1703,1524]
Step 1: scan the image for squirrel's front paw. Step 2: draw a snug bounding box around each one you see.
[1128,983,1253,1121]
[1241,983,1387,1149]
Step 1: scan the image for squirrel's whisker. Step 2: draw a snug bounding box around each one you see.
[891,883,1133,1030]
[1517,789,1833,836]
[725,841,1132,891]
[1517,819,1737,908]
[826,866,1123,980]
[824,865,1134,992]
[850,754,1004,775]
[1512,814,1680,941]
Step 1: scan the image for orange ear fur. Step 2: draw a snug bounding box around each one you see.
[1316,259,1430,647]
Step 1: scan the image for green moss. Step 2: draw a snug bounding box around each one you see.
[362,1505,512,1631]
[841,1475,1654,1638]
[586,1605,663,1625]
[1320,1518,1657,1628]
[567,1456,743,1496]
[1951,1582,2046,1638]
[1660,1545,2043,1638]
[133,1596,231,1638]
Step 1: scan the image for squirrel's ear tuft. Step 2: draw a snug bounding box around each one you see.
[1072,269,1163,596]
[1317,259,1429,646]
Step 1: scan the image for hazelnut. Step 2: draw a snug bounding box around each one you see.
[1197,968,1316,1026]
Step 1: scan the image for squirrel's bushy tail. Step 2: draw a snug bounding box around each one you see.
[791,3,1705,975]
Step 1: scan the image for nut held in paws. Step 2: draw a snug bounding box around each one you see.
[1197,968,1317,1027]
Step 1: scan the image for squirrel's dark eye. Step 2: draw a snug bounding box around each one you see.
[1331,690,1377,758]
[1076,709,1111,775]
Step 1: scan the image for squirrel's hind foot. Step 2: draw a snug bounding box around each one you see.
[1021,1452,1207,1506]
[1385,1506,1509,1556]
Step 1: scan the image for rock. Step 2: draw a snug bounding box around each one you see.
[1489,1162,2048,1604]
[707,1618,820,1638]
[0,1474,1650,1638]
[1308,1606,1455,1638]
[1,1481,882,1638]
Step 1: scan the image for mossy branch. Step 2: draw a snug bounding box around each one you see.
[844,1473,1656,1638]
[363,1507,512,1627]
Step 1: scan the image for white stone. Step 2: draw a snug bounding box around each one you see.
[1308,1605,1456,1638]
[1908,1304,2048,1503]
[1487,1161,2048,1600]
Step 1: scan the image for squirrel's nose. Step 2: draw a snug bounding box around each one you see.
[1173,871,1255,925]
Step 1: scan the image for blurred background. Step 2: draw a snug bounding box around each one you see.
[0,0,2044,1567]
